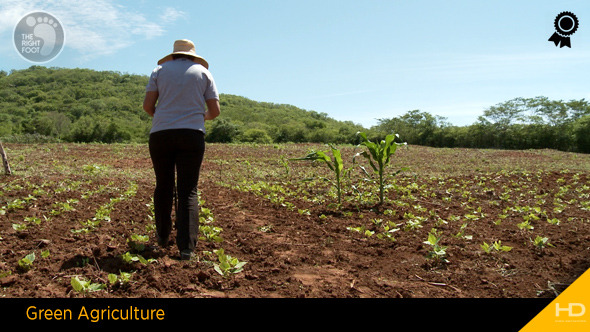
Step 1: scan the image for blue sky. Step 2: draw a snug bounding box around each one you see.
[1,0,589,128]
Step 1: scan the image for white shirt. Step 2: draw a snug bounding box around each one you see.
[146,58,219,134]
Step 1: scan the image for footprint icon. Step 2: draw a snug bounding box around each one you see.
[26,15,59,56]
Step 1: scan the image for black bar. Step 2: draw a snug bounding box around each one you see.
[0,297,551,330]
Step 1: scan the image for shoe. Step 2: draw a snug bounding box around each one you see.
[180,249,195,261]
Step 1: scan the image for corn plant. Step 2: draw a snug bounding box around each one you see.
[355,132,407,205]
[292,144,347,205]
[279,155,290,176]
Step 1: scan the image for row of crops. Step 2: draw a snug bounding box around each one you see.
[0,151,247,296]
[1,140,590,297]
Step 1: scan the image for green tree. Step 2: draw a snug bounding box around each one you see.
[205,118,241,143]
[241,128,273,144]
[573,115,590,153]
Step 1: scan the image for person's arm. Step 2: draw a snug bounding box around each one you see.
[143,91,159,117]
[204,99,220,120]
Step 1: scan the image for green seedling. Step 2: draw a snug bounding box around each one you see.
[403,212,425,231]
[82,164,104,176]
[376,222,400,242]
[71,219,101,234]
[454,223,472,240]
[12,223,28,232]
[517,219,534,231]
[298,208,311,216]
[480,242,492,254]
[108,274,118,285]
[53,199,78,212]
[6,198,26,211]
[71,276,106,293]
[482,240,513,254]
[257,225,274,233]
[494,214,508,225]
[423,228,449,264]
[41,250,50,258]
[355,131,407,205]
[493,240,513,252]
[121,251,156,265]
[24,216,42,225]
[279,155,290,176]
[94,205,112,222]
[532,236,554,250]
[213,249,247,277]
[346,225,375,238]
[17,252,35,271]
[127,234,149,252]
[108,272,132,286]
[199,225,224,242]
[292,144,347,205]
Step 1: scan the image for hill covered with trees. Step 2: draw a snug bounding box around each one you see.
[1,66,589,153]
[0,66,364,144]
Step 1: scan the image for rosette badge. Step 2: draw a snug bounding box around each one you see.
[548,11,579,48]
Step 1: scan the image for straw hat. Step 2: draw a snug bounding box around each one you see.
[157,39,209,69]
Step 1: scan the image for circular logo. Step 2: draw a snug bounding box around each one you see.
[13,11,65,63]
[554,11,579,36]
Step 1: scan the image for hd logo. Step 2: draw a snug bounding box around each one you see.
[555,303,586,318]
[520,268,590,331]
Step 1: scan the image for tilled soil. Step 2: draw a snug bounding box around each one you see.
[1,143,589,298]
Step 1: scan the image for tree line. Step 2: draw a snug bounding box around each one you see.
[371,97,590,153]
[1,66,589,153]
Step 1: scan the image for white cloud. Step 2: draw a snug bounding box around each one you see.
[0,0,183,58]
[0,0,35,32]
[160,7,186,24]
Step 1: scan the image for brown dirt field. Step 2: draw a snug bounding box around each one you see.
[1,143,589,299]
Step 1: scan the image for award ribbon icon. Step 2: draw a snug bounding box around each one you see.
[548,11,579,48]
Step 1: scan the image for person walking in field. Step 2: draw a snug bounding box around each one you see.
[143,39,220,260]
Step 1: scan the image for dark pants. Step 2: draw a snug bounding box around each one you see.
[149,129,205,253]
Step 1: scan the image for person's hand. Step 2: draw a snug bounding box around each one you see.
[205,99,220,120]
[143,91,159,117]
